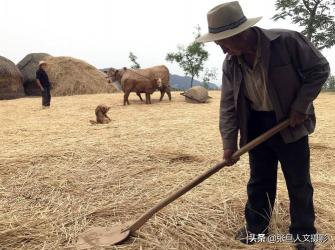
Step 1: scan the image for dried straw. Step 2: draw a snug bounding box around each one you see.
[44,56,117,96]
[0,91,334,249]
[0,56,24,100]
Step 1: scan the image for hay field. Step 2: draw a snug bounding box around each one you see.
[0,91,334,250]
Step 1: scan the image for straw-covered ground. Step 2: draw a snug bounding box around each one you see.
[1,91,334,250]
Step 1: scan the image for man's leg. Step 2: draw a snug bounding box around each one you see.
[244,111,279,234]
[41,88,47,107]
[245,140,278,233]
[46,87,51,106]
[274,135,316,239]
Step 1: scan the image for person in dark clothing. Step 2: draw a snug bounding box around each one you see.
[196,2,330,250]
[36,61,51,108]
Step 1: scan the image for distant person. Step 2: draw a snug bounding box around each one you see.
[196,2,329,250]
[36,61,51,108]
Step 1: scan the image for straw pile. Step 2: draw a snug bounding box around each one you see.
[43,56,117,96]
[0,56,24,100]
[182,86,211,103]
[0,91,334,249]
[17,53,51,95]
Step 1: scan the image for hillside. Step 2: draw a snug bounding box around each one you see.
[169,74,219,90]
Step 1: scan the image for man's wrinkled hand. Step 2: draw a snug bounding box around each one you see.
[289,110,308,127]
[223,148,239,166]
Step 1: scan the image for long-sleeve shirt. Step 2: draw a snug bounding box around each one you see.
[219,27,330,150]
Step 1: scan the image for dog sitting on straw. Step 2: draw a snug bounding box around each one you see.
[90,104,111,124]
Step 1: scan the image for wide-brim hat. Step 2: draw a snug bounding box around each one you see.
[196,1,262,43]
[39,60,47,66]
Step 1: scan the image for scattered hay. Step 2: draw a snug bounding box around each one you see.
[0,56,24,100]
[0,91,334,249]
[310,143,334,150]
[168,154,200,163]
[181,86,211,103]
[44,56,117,96]
[147,150,204,164]
[17,53,51,96]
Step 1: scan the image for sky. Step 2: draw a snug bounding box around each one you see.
[0,0,334,86]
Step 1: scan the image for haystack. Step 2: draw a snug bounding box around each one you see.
[181,86,211,103]
[0,56,24,100]
[44,56,116,96]
[17,53,51,95]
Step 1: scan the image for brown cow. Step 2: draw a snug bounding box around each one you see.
[108,65,172,102]
[122,75,162,105]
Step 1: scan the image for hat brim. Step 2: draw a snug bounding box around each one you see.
[196,16,262,43]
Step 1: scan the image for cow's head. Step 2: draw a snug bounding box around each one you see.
[155,78,163,88]
[107,67,127,82]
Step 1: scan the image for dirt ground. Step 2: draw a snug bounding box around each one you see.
[0,91,334,249]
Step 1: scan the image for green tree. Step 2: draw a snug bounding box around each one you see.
[326,75,335,89]
[129,52,140,69]
[166,26,209,88]
[202,68,218,89]
[322,75,335,90]
[272,0,335,50]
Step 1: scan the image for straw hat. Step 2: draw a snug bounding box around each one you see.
[39,60,47,66]
[196,1,262,43]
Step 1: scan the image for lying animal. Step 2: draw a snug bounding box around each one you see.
[90,104,111,124]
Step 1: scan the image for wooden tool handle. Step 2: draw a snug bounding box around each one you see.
[124,119,290,233]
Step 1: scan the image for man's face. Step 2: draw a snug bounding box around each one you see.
[41,64,47,70]
[215,33,245,56]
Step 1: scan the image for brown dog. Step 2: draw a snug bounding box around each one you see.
[90,104,111,124]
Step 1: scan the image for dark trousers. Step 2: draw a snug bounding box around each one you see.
[42,86,51,106]
[245,110,316,237]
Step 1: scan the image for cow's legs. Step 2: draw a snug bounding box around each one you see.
[136,92,144,102]
[145,93,150,104]
[124,92,130,105]
[166,88,172,101]
[159,90,165,101]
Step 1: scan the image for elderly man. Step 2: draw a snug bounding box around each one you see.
[196,2,330,250]
[36,61,51,108]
